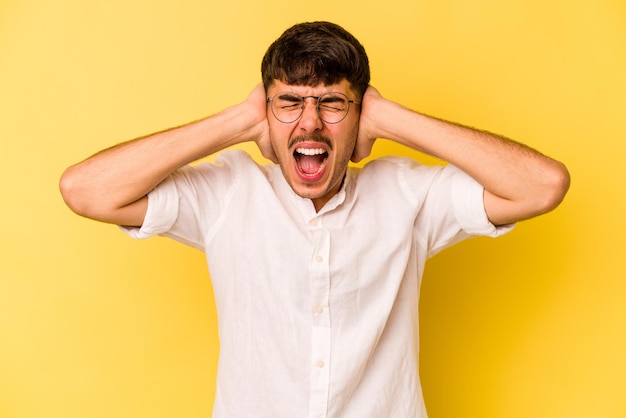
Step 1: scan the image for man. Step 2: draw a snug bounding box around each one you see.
[60,21,569,418]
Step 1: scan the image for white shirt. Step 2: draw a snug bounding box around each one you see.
[123,150,512,418]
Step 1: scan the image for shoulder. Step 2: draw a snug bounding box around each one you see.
[160,150,272,203]
[213,149,258,169]
[185,149,268,181]
[353,156,472,207]
[357,156,446,188]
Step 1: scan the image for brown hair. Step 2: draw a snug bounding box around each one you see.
[261,21,370,98]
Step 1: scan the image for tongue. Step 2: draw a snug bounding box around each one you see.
[299,154,324,175]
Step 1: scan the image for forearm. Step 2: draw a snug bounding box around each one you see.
[60,101,264,225]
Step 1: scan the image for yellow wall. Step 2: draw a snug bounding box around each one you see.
[1,0,624,417]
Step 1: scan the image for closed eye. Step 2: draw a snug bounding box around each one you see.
[276,94,303,110]
[319,99,347,111]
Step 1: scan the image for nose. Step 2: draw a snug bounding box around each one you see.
[298,98,323,132]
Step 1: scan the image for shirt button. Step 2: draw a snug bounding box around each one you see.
[309,218,318,226]
[315,305,325,314]
[316,360,325,368]
[315,255,324,263]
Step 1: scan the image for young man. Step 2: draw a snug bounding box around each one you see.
[60,21,569,418]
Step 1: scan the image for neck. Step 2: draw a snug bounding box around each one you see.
[311,174,347,212]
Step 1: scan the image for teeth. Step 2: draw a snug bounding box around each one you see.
[295,147,326,156]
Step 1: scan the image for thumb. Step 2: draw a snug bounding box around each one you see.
[260,141,279,164]
[351,133,375,163]
[256,127,278,164]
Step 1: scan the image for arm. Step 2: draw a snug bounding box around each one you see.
[352,86,570,226]
[59,84,275,227]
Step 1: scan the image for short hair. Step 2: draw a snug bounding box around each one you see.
[261,21,370,98]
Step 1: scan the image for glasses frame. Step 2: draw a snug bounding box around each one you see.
[266,92,361,124]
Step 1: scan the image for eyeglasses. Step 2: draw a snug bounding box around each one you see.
[267,92,360,124]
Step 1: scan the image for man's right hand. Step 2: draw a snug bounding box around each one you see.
[244,84,276,164]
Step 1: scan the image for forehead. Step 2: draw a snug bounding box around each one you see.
[267,78,353,96]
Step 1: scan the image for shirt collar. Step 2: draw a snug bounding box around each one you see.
[282,168,354,222]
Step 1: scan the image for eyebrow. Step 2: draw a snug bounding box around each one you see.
[276,93,303,101]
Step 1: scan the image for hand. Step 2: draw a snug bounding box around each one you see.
[352,86,383,163]
[243,84,277,163]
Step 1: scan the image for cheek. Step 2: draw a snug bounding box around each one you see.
[268,123,287,147]
[340,123,359,154]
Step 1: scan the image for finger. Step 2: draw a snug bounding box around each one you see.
[260,140,279,164]
[351,137,373,163]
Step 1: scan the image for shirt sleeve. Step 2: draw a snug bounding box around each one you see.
[396,159,514,257]
[119,150,252,251]
[448,164,514,237]
[119,175,180,240]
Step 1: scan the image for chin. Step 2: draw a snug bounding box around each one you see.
[291,182,330,200]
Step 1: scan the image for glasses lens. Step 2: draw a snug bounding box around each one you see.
[271,93,304,123]
[317,93,350,124]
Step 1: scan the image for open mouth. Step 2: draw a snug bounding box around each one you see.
[294,147,329,178]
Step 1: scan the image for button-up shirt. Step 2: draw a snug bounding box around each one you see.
[123,150,511,418]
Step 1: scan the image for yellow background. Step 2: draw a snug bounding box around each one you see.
[1,0,624,417]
